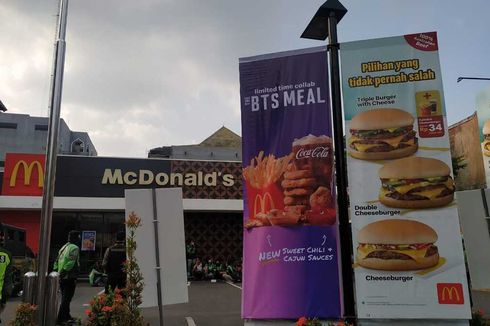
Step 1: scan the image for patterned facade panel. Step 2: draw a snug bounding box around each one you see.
[184,212,242,264]
[172,161,242,199]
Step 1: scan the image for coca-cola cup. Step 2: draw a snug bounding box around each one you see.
[292,134,333,185]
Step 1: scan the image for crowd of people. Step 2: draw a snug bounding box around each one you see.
[190,257,242,282]
[186,241,242,283]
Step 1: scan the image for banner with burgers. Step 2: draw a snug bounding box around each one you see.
[476,86,490,187]
[239,47,342,319]
[341,32,471,319]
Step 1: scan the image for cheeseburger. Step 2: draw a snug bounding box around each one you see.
[357,219,439,271]
[379,156,454,209]
[483,119,490,157]
[379,156,454,208]
[349,108,418,160]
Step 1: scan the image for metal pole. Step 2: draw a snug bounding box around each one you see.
[457,77,490,83]
[327,12,356,321]
[45,272,61,326]
[22,272,37,303]
[36,0,69,324]
[152,189,165,326]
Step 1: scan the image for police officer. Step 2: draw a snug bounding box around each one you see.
[54,230,80,324]
[102,231,126,294]
[0,224,12,324]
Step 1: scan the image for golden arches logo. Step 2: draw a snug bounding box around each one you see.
[253,192,275,216]
[9,160,44,188]
[437,283,464,304]
[441,286,460,302]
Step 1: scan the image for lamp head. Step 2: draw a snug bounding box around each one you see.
[301,0,347,40]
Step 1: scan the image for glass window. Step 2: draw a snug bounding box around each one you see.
[0,122,17,129]
[35,124,48,131]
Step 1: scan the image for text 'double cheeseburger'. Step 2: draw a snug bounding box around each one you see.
[378,156,455,209]
[348,108,418,160]
[357,219,439,271]
[483,119,490,157]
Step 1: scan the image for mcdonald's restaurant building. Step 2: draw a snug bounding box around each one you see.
[0,152,243,275]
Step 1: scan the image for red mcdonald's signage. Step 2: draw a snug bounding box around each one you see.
[437,283,464,305]
[2,153,46,196]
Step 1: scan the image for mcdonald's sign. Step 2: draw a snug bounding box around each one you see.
[437,283,464,304]
[2,153,45,196]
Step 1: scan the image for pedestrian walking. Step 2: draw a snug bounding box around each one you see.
[54,230,81,325]
[0,224,12,324]
[102,231,126,294]
[186,240,197,278]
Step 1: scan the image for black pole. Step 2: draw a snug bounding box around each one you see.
[457,77,490,83]
[151,189,165,326]
[327,12,355,322]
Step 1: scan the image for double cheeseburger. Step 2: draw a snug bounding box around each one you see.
[349,108,418,160]
[357,219,439,271]
[483,119,490,157]
[379,156,454,209]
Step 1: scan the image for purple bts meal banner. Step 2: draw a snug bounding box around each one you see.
[239,47,343,319]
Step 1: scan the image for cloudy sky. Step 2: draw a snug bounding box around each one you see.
[1,0,489,157]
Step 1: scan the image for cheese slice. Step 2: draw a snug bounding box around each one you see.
[393,182,429,194]
[350,134,415,152]
[354,143,380,152]
[412,185,454,199]
[384,179,454,196]
[379,134,406,147]
[348,135,360,144]
[357,246,429,263]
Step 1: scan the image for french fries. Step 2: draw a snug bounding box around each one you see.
[243,151,292,188]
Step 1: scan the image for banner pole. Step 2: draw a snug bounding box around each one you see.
[326,12,356,323]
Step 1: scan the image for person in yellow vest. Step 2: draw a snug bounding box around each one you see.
[0,224,12,324]
[54,230,80,325]
[0,223,12,323]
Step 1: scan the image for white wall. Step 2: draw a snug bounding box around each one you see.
[125,188,188,307]
[457,189,490,290]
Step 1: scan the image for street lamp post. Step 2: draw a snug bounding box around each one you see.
[301,0,355,322]
[0,100,7,112]
[457,77,490,83]
[36,0,69,324]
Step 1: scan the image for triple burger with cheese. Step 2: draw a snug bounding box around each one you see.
[349,108,418,160]
[483,119,490,157]
[379,156,455,209]
[357,219,439,271]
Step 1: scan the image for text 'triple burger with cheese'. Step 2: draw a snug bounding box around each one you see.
[379,156,455,209]
[357,219,439,271]
[482,119,490,157]
[348,108,418,160]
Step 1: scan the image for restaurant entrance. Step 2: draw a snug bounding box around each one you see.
[50,211,125,276]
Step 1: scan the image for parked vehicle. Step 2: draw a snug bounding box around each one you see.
[2,224,35,297]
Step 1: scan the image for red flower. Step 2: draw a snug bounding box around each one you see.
[296,316,308,326]
[102,306,113,312]
[85,309,92,316]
